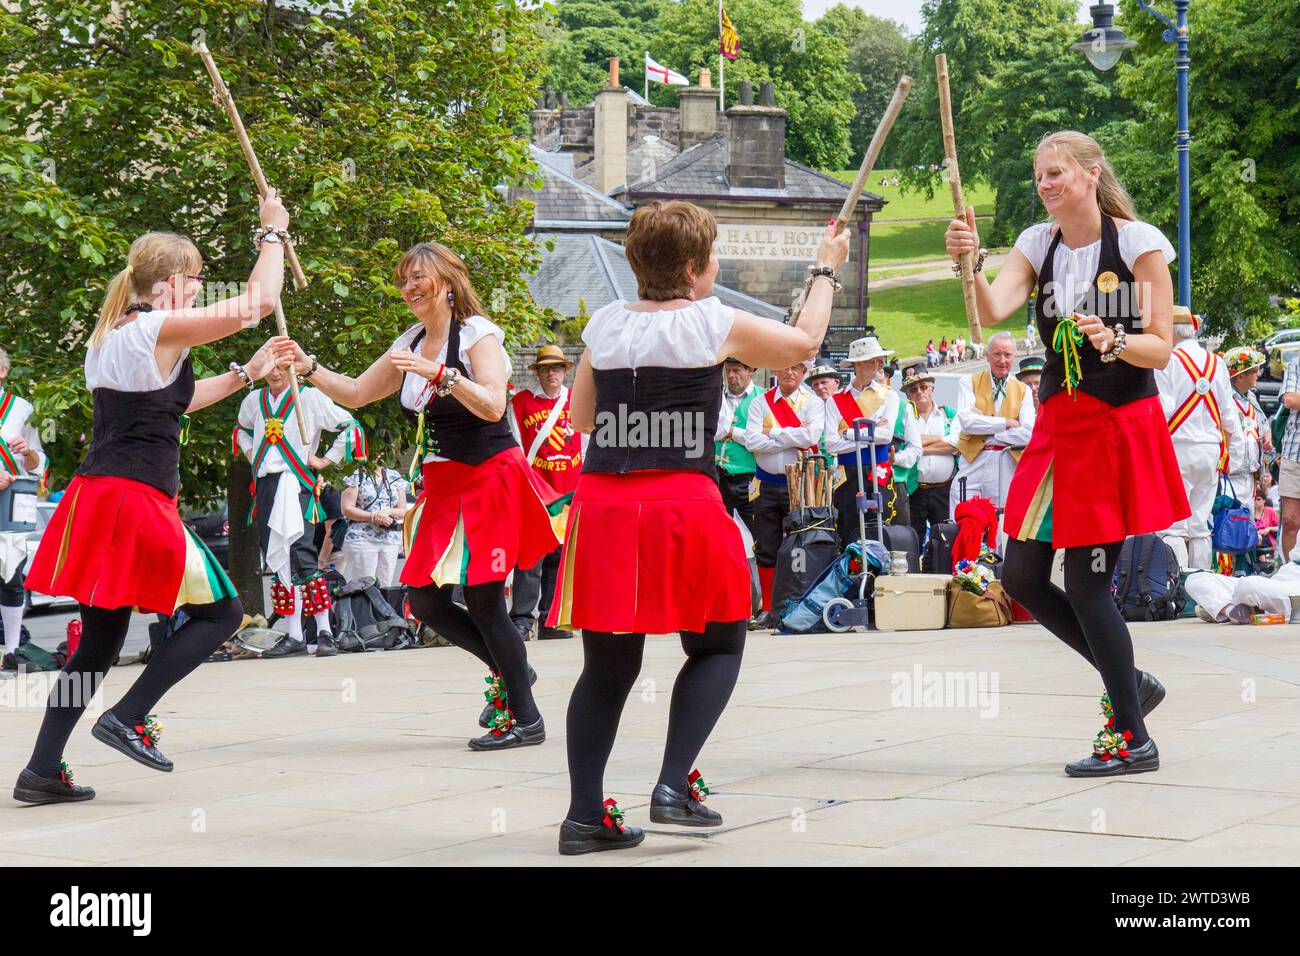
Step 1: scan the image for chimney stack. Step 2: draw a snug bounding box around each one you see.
[676,66,720,152]
[725,81,787,189]
[593,57,628,193]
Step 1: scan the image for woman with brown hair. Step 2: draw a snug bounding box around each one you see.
[549,200,849,854]
[286,242,560,750]
[16,191,295,804]
[944,130,1189,777]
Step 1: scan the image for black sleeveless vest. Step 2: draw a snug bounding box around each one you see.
[398,320,517,466]
[583,363,724,479]
[1035,215,1157,407]
[77,312,195,498]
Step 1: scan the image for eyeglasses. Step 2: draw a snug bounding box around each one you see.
[186,274,206,282]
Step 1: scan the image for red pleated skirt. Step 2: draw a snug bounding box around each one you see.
[546,470,752,635]
[401,447,564,589]
[26,474,236,615]
[1003,391,1190,548]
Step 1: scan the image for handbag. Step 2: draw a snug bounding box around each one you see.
[946,579,1013,628]
[1211,477,1259,556]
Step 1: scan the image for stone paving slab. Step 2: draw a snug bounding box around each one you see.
[2,617,1299,866]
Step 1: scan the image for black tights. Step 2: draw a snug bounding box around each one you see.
[565,622,746,825]
[26,597,243,777]
[1001,539,1148,746]
[407,581,539,725]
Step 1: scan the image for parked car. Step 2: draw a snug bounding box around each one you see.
[23,501,76,611]
[185,503,230,570]
[1258,328,1300,381]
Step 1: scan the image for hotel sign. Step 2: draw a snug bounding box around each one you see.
[714,223,850,263]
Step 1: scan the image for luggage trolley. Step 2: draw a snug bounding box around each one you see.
[823,418,885,632]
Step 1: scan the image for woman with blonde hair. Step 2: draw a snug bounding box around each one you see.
[286,241,560,751]
[548,200,849,854]
[16,190,296,804]
[944,130,1189,777]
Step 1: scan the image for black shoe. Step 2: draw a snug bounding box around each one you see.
[537,625,571,640]
[315,632,338,658]
[13,766,95,805]
[91,711,173,772]
[649,782,723,827]
[468,715,546,751]
[262,635,306,659]
[513,617,536,642]
[1137,670,1166,717]
[1065,738,1159,777]
[749,611,773,631]
[558,813,646,856]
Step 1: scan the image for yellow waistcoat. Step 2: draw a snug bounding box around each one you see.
[956,372,1027,463]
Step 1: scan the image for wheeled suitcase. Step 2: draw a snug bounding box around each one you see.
[883,523,921,573]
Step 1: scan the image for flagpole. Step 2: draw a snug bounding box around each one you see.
[718,0,724,110]
[644,50,649,101]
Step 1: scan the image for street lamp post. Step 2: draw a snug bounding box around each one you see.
[1073,1,1192,309]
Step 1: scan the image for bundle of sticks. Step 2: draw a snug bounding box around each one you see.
[785,452,835,512]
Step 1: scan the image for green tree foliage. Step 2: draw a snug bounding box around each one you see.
[652,0,859,170]
[814,6,916,168]
[539,0,669,106]
[1100,0,1300,338]
[0,0,549,502]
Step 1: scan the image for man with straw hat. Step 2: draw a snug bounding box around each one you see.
[1155,308,1245,570]
[823,335,899,548]
[508,344,580,640]
[897,363,958,568]
[1224,345,1270,499]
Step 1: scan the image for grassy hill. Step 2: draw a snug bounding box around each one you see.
[865,270,1033,357]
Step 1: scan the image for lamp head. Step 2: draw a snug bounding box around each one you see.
[1071,3,1137,71]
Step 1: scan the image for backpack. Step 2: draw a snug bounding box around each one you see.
[334,577,415,652]
[1112,534,1183,622]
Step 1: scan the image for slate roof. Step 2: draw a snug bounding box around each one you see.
[572,134,680,192]
[612,138,885,208]
[527,232,785,321]
[521,145,632,229]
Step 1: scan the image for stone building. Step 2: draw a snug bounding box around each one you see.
[522,58,887,358]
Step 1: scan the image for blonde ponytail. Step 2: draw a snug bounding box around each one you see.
[1036,130,1138,222]
[89,232,203,349]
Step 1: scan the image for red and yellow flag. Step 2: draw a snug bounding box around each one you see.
[720,7,740,60]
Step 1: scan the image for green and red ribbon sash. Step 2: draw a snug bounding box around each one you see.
[0,391,22,475]
[250,387,325,523]
[59,759,74,787]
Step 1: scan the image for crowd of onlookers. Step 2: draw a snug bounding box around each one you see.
[717,313,1299,627]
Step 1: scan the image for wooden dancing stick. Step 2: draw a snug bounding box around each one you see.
[935,54,982,347]
[789,74,912,329]
[195,41,309,436]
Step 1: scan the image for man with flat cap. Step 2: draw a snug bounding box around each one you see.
[508,344,581,640]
